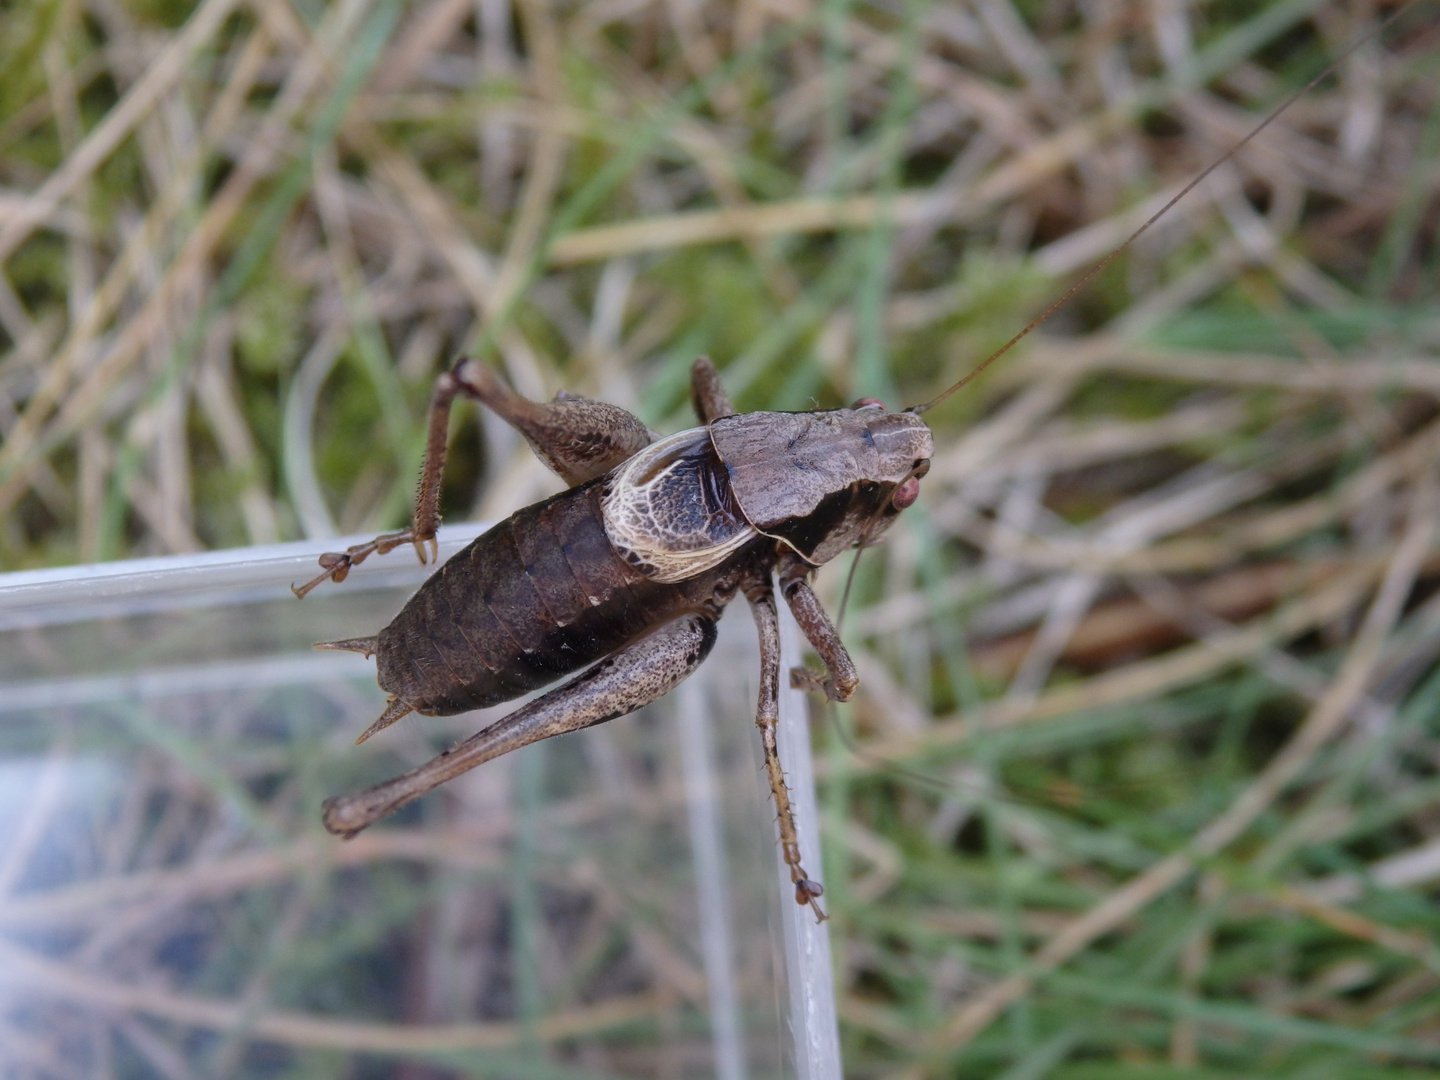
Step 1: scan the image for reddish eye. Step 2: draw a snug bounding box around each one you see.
[893,476,920,509]
[852,397,884,409]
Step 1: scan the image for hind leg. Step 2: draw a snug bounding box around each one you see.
[449,359,655,486]
[294,358,655,597]
[321,613,718,837]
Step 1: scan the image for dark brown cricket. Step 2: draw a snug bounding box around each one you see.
[297,357,932,921]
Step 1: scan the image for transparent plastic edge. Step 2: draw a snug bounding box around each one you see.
[0,523,489,629]
[776,604,842,1080]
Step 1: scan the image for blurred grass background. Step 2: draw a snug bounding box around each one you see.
[2,0,1440,1075]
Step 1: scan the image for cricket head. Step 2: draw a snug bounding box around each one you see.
[709,403,932,567]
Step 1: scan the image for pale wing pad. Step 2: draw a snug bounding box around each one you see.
[602,427,757,583]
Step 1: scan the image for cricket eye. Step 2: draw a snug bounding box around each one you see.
[892,476,920,509]
[852,397,884,409]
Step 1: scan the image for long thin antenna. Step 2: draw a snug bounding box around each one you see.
[912,0,1420,416]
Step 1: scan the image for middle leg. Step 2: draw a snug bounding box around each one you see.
[744,573,828,922]
[690,356,737,423]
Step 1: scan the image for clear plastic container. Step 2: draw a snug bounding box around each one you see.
[0,527,839,1079]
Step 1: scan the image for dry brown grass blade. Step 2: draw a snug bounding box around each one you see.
[927,463,1438,1053]
[0,937,664,1051]
[549,193,930,264]
[0,0,242,264]
[849,558,1384,769]
[0,6,350,516]
[487,0,569,325]
[1266,886,1439,967]
[968,556,1386,679]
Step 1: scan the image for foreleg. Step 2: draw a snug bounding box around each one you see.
[778,555,859,703]
[744,576,828,922]
[321,613,717,838]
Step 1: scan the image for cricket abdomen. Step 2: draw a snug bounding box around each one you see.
[374,477,740,716]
